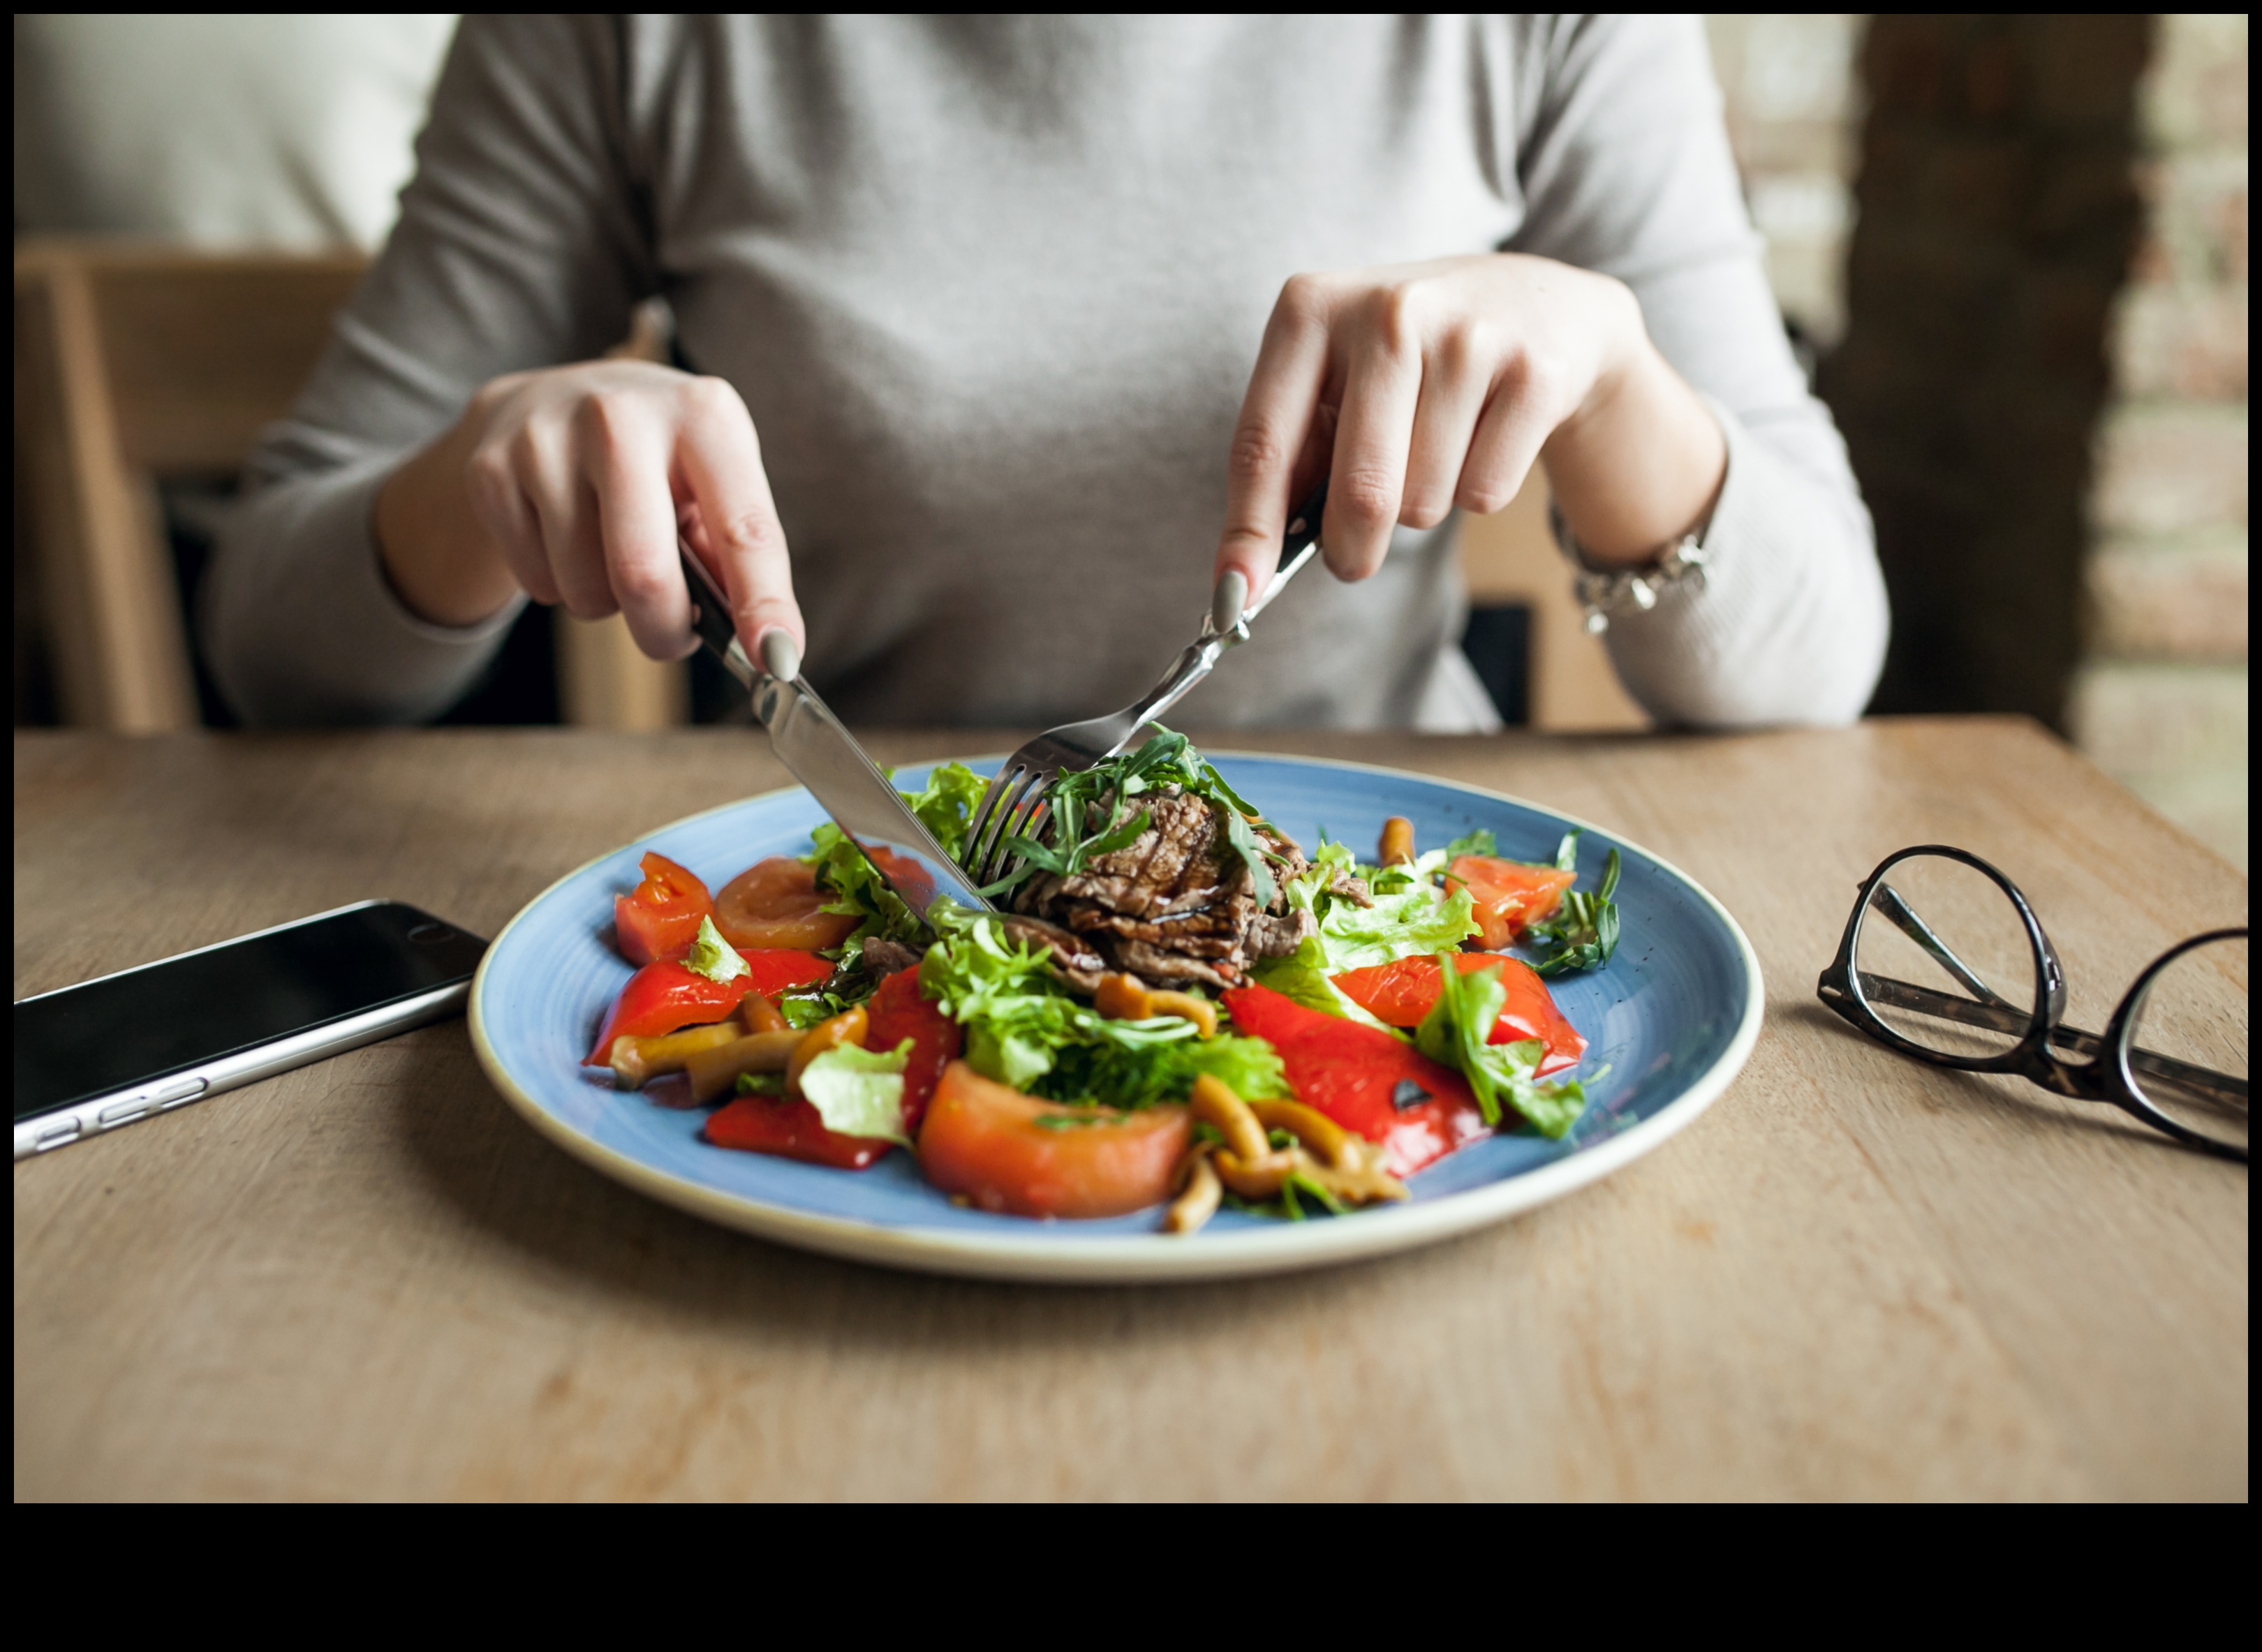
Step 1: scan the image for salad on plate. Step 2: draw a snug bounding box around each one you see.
[582,730,1620,1234]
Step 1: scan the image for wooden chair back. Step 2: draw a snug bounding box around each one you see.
[15,241,366,730]
[15,239,685,732]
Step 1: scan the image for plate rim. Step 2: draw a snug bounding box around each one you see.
[468,751,1765,1283]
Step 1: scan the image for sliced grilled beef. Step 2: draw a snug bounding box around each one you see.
[858,938,926,978]
[1009,786,1360,991]
[998,914,1109,992]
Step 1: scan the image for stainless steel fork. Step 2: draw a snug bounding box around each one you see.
[963,480,1329,892]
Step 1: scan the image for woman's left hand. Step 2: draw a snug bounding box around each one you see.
[1213,253,1727,602]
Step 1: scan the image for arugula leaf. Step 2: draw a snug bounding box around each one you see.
[1443,827,1498,860]
[1222,807,1278,910]
[1412,952,1588,1137]
[797,1039,915,1144]
[778,989,845,1030]
[988,726,1284,908]
[1525,847,1622,978]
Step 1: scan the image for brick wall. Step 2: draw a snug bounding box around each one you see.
[2069,15,2249,868]
[1703,15,1865,348]
[1831,15,2156,736]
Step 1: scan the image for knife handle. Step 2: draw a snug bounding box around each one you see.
[678,540,758,687]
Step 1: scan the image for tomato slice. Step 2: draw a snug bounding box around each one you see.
[1222,983,1489,1177]
[1451,855,1576,950]
[583,948,835,1063]
[612,851,716,966]
[863,967,961,1137]
[917,1061,1191,1218]
[714,857,862,951]
[705,1095,893,1170]
[1330,954,1587,1076]
[866,846,937,915]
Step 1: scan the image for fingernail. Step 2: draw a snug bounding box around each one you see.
[758,628,801,682]
[1211,570,1250,633]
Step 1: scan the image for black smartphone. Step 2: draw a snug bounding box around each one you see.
[13,901,487,1160]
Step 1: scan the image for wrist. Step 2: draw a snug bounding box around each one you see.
[1542,319,1725,568]
[373,412,519,628]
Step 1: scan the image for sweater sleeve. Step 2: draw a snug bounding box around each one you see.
[203,15,651,725]
[1503,15,1888,726]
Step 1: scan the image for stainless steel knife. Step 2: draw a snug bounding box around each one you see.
[677,545,996,921]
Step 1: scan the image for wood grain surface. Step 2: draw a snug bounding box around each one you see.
[13,721,2248,1501]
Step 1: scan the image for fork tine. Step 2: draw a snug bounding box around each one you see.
[970,765,1042,887]
[965,764,1024,878]
[976,767,1049,886]
[984,786,1052,887]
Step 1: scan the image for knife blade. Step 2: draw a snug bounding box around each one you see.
[677,545,996,921]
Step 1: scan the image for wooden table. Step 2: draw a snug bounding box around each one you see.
[13,721,2248,1500]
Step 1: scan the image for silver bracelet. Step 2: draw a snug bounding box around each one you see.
[1549,504,1710,635]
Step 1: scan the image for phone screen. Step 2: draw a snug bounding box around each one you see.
[13,902,488,1122]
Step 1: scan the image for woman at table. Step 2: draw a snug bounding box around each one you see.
[207,16,1887,731]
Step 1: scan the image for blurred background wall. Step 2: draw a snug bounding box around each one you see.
[13,15,2249,866]
[1825,14,2247,868]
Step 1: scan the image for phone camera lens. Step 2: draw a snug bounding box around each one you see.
[407,922,453,944]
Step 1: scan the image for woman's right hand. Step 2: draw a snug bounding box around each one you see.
[373,359,801,665]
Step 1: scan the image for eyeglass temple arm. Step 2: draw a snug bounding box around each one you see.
[1872,884,2020,1009]
[1858,973,2249,1106]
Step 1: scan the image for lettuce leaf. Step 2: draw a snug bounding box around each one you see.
[1412,952,1588,1137]
[1250,934,1402,1036]
[797,1039,914,1144]
[681,915,748,984]
[801,762,992,957]
[899,761,987,864]
[917,905,1287,1107]
[1271,840,1479,976]
[808,822,921,954]
[1315,882,1478,972]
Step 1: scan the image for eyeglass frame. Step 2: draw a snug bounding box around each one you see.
[1816,843,2248,1165]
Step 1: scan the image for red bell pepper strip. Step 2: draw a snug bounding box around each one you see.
[1222,983,1490,1177]
[704,1094,894,1169]
[584,948,834,1064]
[1329,953,1587,1076]
[862,966,961,1137]
[705,968,959,1170]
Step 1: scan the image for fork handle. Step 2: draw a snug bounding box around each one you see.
[1126,478,1333,732]
[1211,476,1328,639]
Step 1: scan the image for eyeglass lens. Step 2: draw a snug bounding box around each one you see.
[2124,934,2248,1155]
[1854,855,2039,1059]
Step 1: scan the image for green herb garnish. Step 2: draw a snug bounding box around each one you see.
[980,728,1284,908]
[1443,827,1498,859]
[1524,841,1622,978]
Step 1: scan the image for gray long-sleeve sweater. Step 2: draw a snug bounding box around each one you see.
[208,14,1887,730]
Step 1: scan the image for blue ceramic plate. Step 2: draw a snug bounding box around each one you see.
[471,755,1761,1282]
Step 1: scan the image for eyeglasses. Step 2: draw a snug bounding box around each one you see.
[1817,846,2247,1163]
